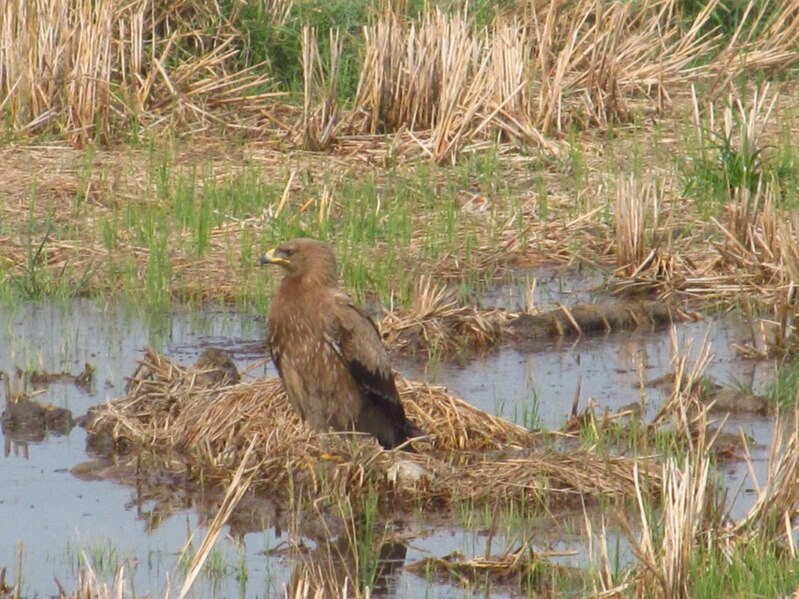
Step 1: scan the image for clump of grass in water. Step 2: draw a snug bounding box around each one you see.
[512,390,540,432]
[353,485,384,593]
[80,540,122,578]
[203,548,229,594]
[236,545,249,597]
[144,229,172,310]
[765,361,799,408]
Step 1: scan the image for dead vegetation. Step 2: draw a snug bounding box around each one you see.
[605,333,799,599]
[382,277,510,354]
[85,348,660,512]
[404,541,580,595]
[75,331,799,598]
[0,0,281,146]
[3,0,799,149]
[350,0,728,160]
[6,0,799,390]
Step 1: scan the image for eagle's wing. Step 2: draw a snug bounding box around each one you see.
[324,293,406,421]
[266,316,283,377]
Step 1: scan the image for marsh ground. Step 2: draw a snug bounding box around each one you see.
[0,295,778,598]
[4,0,799,597]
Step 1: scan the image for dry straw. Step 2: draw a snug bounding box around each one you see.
[300,28,341,151]
[607,324,799,598]
[350,0,725,160]
[734,396,799,541]
[382,276,509,354]
[614,175,658,278]
[86,348,661,511]
[605,84,799,355]
[4,0,799,149]
[0,0,279,144]
[177,435,260,599]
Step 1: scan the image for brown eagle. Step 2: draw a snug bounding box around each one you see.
[261,238,421,450]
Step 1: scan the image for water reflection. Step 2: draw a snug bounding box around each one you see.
[288,535,408,598]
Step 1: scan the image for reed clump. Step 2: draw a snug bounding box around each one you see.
[382,277,510,355]
[0,0,279,145]
[5,0,799,149]
[351,0,721,161]
[611,331,799,599]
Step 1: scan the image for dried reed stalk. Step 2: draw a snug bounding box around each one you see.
[630,456,712,599]
[711,0,799,85]
[353,10,544,161]
[614,175,656,276]
[599,85,799,340]
[69,562,129,599]
[0,0,279,143]
[650,326,714,451]
[735,396,799,541]
[351,0,722,160]
[5,0,799,147]
[301,28,341,150]
[177,435,260,599]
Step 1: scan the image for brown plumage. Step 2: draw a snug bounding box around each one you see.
[261,238,421,450]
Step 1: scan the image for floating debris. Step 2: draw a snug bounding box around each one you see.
[27,363,95,391]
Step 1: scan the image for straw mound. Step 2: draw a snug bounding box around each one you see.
[85,349,660,508]
[382,277,510,354]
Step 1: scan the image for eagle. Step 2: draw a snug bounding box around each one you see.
[261,238,421,450]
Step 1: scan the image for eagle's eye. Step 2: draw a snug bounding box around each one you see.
[280,247,295,258]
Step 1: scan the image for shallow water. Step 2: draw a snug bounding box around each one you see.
[0,290,780,597]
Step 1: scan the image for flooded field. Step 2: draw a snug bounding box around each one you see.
[0,271,780,598]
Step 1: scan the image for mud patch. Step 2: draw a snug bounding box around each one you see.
[1,369,75,442]
[508,300,681,342]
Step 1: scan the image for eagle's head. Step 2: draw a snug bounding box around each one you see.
[261,238,337,286]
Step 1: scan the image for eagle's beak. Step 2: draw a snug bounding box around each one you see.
[260,248,290,267]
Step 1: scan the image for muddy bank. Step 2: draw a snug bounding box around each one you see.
[508,301,680,341]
